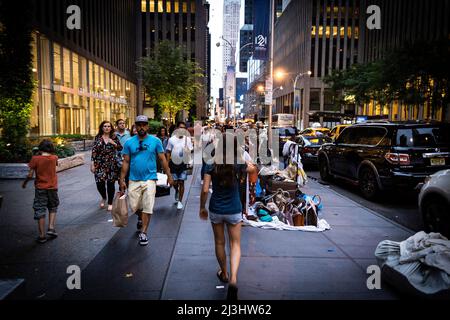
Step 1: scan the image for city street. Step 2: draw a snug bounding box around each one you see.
[306,168,424,232]
[0,153,415,300]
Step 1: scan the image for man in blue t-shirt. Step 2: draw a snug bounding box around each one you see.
[120,115,173,246]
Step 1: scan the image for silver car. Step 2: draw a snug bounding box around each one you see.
[418,169,450,237]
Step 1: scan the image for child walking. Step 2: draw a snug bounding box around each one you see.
[22,139,59,243]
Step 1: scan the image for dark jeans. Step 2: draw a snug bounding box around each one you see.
[96,181,115,205]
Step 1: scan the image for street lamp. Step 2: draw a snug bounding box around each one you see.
[217,38,253,127]
[275,70,311,130]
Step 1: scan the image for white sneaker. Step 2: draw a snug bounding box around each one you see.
[177,201,183,210]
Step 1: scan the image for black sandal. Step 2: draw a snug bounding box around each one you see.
[227,284,238,301]
[216,270,229,283]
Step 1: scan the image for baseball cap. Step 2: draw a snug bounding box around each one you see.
[135,115,149,123]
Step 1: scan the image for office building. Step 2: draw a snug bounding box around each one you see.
[29,0,138,136]
[140,0,211,120]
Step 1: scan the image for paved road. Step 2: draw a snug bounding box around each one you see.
[306,168,424,232]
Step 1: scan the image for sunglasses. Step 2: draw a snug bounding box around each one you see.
[137,140,148,152]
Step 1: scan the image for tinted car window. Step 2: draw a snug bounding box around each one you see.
[336,127,359,144]
[277,127,297,136]
[357,127,387,146]
[396,126,450,147]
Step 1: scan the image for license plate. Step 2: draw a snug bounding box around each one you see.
[430,158,445,166]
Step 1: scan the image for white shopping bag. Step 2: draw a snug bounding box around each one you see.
[156,173,168,186]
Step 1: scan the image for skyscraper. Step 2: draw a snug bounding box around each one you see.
[140,0,211,120]
[222,0,241,80]
[239,0,254,73]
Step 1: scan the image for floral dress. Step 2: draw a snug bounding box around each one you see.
[91,135,123,183]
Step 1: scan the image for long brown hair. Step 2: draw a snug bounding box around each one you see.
[97,121,115,139]
[214,133,243,188]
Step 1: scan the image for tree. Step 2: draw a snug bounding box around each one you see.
[137,41,204,123]
[0,0,34,162]
[324,40,450,120]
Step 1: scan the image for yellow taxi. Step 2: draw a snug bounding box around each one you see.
[329,124,351,139]
[299,127,331,136]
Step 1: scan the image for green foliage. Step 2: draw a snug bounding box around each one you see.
[323,40,450,118]
[54,144,76,158]
[49,134,93,141]
[0,139,32,163]
[0,97,33,143]
[0,0,35,162]
[138,40,204,123]
[148,120,163,134]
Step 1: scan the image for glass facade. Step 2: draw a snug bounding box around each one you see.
[31,32,137,137]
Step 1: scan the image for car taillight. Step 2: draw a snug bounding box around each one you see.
[385,153,410,165]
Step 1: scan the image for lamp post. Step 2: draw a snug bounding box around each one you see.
[293,71,312,130]
[217,38,253,127]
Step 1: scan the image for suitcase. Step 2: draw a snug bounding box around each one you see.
[267,178,298,198]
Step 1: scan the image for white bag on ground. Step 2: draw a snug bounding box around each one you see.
[375,231,450,295]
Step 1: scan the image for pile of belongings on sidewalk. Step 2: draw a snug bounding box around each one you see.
[375,231,450,296]
[244,162,330,232]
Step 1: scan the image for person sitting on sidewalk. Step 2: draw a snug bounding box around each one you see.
[120,115,174,246]
[166,121,193,210]
[22,139,59,244]
[199,132,256,301]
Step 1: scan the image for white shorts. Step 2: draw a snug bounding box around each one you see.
[128,180,156,214]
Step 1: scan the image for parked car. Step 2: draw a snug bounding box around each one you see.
[329,124,351,139]
[300,127,331,136]
[295,135,333,166]
[418,169,450,237]
[318,121,450,200]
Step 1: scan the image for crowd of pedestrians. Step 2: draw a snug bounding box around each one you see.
[23,115,267,300]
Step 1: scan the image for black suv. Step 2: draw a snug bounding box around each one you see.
[318,122,450,200]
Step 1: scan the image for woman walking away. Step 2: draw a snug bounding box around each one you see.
[91,121,122,211]
[199,133,256,300]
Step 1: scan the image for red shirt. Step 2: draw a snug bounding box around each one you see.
[28,155,58,189]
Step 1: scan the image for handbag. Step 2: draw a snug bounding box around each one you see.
[111,192,129,227]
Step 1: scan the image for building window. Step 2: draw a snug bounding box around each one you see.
[166,1,171,12]
[141,0,147,12]
[150,1,156,12]
[183,2,187,13]
[191,1,195,13]
[53,44,62,85]
[63,48,71,87]
[158,1,164,12]
[174,1,179,13]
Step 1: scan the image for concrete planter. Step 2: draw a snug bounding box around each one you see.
[0,153,85,179]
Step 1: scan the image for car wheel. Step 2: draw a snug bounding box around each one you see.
[359,167,379,200]
[319,157,332,181]
[422,195,450,238]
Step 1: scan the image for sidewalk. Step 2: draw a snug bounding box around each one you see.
[160,170,412,300]
[0,155,413,299]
